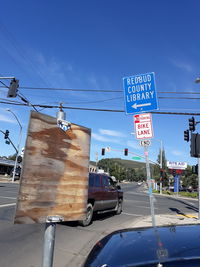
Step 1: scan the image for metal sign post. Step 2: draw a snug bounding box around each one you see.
[144,145,156,228]
[42,216,63,267]
[43,222,56,267]
[198,158,200,220]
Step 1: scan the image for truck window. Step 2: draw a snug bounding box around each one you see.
[94,174,101,187]
[89,174,95,187]
[102,176,109,187]
[108,177,115,187]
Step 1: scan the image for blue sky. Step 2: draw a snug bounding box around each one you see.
[0,0,200,167]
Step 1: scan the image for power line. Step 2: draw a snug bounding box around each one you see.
[14,86,122,92]
[0,80,9,88]
[0,100,200,115]
[1,85,200,95]
[159,96,200,100]
[0,20,50,87]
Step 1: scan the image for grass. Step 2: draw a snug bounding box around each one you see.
[153,190,198,198]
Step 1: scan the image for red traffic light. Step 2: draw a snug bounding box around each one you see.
[124,148,128,156]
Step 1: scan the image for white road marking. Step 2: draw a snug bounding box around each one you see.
[133,205,159,210]
[0,203,16,208]
[122,212,141,216]
[124,199,149,203]
[0,196,16,200]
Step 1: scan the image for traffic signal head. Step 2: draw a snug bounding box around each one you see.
[124,148,128,156]
[172,169,176,176]
[192,164,198,174]
[17,155,22,163]
[7,78,19,98]
[190,133,200,158]
[184,130,189,142]
[101,148,105,156]
[189,117,196,132]
[4,130,9,139]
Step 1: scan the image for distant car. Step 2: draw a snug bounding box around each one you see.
[83,224,200,266]
[10,166,21,180]
[79,172,123,227]
[137,181,142,185]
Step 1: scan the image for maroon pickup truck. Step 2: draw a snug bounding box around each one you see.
[79,172,123,226]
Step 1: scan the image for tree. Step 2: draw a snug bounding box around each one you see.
[97,158,144,182]
[182,165,198,189]
[7,153,17,160]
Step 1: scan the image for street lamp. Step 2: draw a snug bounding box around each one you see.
[195,77,200,83]
[6,109,22,182]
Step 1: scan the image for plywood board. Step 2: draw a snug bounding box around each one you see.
[14,111,91,224]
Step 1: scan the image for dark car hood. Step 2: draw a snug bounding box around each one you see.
[83,224,200,266]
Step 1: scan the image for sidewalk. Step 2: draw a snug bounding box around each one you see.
[130,213,199,228]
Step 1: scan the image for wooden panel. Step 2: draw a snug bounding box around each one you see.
[14,111,91,224]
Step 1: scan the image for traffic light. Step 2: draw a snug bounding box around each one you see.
[190,133,200,158]
[101,148,105,156]
[184,130,189,142]
[189,117,196,132]
[17,155,22,163]
[7,78,19,98]
[172,169,176,176]
[4,130,9,139]
[192,164,198,174]
[124,148,128,156]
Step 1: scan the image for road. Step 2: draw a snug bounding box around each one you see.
[0,182,198,267]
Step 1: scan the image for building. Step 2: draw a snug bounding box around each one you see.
[0,158,15,175]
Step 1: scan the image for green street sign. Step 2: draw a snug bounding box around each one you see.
[132,156,141,160]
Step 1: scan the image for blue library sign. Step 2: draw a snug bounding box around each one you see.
[123,72,158,114]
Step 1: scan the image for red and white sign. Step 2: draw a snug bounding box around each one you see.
[167,161,187,170]
[134,113,153,139]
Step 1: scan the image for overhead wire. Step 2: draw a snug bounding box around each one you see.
[0,100,200,115]
[1,85,200,95]
[0,19,50,87]
[0,80,9,88]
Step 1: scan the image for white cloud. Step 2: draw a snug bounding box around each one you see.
[171,59,193,73]
[99,129,127,137]
[92,133,120,144]
[171,150,183,156]
[0,114,16,123]
[127,140,140,150]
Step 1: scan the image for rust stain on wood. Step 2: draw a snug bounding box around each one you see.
[14,111,91,224]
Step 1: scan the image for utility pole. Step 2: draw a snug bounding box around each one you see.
[144,145,156,227]
[159,140,163,195]
[95,152,98,172]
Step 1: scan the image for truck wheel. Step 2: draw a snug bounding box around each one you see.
[116,200,122,215]
[79,203,94,227]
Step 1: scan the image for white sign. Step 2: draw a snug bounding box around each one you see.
[140,140,151,146]
[167,161,187,170]
[134,113,153,139]
[105,147,111,152]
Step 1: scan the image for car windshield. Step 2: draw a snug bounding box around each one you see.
[0,1,200,267]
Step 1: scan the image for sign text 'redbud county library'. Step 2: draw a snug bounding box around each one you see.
[123,72,158,114]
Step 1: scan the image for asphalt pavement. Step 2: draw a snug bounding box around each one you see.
[0,180,200,267]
